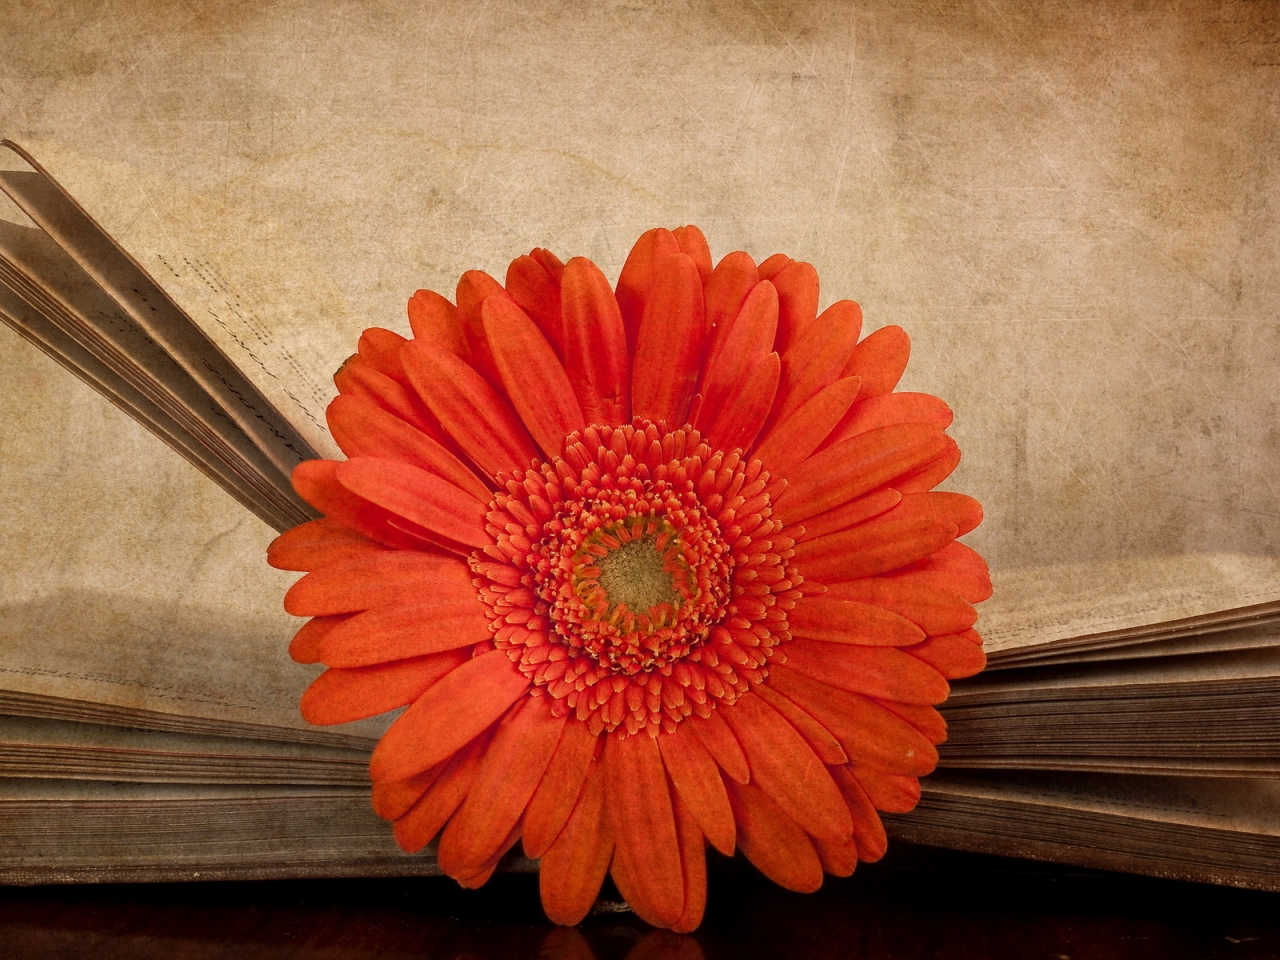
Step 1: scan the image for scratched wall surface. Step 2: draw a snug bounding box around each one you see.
[0,0,1277,617]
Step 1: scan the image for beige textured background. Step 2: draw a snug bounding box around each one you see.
[0,0,1277,658]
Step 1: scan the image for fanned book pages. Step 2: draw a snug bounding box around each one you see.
[0,140,1278,893]
[0,142,330,532]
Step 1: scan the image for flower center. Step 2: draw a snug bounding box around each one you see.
[471,419,802,737]
[596,533,677,614]
[543,483,732,676]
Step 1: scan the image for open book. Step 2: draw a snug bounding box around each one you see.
[1,140,1278,890]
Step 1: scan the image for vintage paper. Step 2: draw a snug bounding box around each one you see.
[0,0,1276,717]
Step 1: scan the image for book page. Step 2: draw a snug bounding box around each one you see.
[0,715,363,760]
[996,619,1280,670]
[981,556,1280,655]
[0,327,384,747]
[0,780,539,883]
[0,151,330,481]
[4,141,347,464]
[0,218,304,530]
[952,646,1280,702]
[18,134,1279,654]
[925,772,1280,838]
[0,4,1277,681]
[0,780,424,882]
[892,772,1280,890]
[0,282,259,512]
[0,716,368,785]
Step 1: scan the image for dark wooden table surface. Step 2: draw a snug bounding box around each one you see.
[2,845,1277,959]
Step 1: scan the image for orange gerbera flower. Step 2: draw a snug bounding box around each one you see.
[268,227,989,932]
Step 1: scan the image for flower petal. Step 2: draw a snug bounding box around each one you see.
[793,488,902,544]
[357,328,411,383]
[688,710,750,784]
[771,260,819,355]
[506,253,564,353]
[771,299,863,429]
[703,251,759,372]
[788,596,926,646]
[841,325,910,398]
[529,247,566,280]
[288,614,350,664]
[884,541,992,604]
[326,394,491,502]
[827,391,953,448]
[725,779,824,893]
[291,460,434,551]
[455,825,520,889]
[657,723,736,856]
[334,356,441,439]
[616,227,682,352]
[719,692,852,844]
[874,699,948,744]
[793,517,959,582]
[830,765,889,861]
[611,842,669,929]
[631,253,705,428]
[895,437,962,494]
[370,650,529,781]
[777,423,949,524]
[906,630,987,679]
[752,375,861,474]
[267,518,388,572]
[561,256,630,426]
[670,790,708,934]
[697,280,778,425]
[605,732,684,927]
[767,665,941,775]
[284,551,476,617]
[391,735,489,852]
[757,254,790,280]
[672,225,713,285]
[522,719,600,858]
[540,760,613,926]
[814,836,860,877]
[335,457,489,548]
[781,639,950,705]
[824,579,978,636]
[300,649,470,724]
[752,682,848,765]
[852,767,921,813]
[315,600,489,667]
[455,269,509,384]
[408,289,468,359]
[402,341,540,477]
[438,696,567,878]
[482,295,586,459]
[373,769,440,821]
[701,351,780,454]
